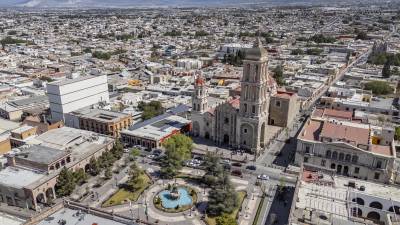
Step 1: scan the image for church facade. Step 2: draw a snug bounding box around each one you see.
[191,39,282,154]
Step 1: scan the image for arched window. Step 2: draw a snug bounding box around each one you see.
[352,208,362,217]
[389,206,400,215]
[332,151,338,160]
[352,155,358,163]
[369,201,383,209]
[330,163,336,169]
[345,154,351,162]
[339,153,344,161]
[366,211,380,221]
[326,150,332,158]
[352,197,365,205]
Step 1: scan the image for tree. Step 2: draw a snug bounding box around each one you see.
[126,162,145,192]
[382,62,391,78]
[291,49,304,55]
[203,153,224,187]
[73,168,87,185]
[87,157,101,176]
[160,134,193,178]
[216,214,237,225]
[138,101,164,120]
[104,167,112,180]
[272,65,285,86]
[355,31,368,40]
[56,167,76,197]
[207,181,239,216]
[130,148,141,161]
[395,127,400,141]
[364,81,393,95]
[111,140,124,159]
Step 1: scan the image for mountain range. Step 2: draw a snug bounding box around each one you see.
[0,0,394,8]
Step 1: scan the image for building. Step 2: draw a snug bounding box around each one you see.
[295,108,396,184]
[192,39,298,154]
[65,107,132,137]
[47,75,109,122]
[289,169,400,225]
[0,127,114,210]
[269,91,299,127]
[0,118,20,154]
[121,112,191,150]
[0,96,49,121]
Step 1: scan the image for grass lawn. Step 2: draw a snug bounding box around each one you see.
[205,191,246,225]
[102,174,151,207]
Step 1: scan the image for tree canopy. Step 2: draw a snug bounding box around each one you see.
[160,134,193,178]
[55,167,76,197]
[138,101,163,120]
[364,81,393,95]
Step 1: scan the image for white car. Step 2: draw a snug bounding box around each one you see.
[257,174,269,180]
[147,154,155,159]
[123,148,130,153]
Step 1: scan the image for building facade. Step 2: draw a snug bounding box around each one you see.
[192,39,298,154]
[295,109,396,184]
[47,75,109,122]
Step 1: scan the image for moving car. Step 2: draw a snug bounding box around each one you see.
[257,174,269,180]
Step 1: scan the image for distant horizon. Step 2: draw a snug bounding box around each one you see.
[0,0,398,8]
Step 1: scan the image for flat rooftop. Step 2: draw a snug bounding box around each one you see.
[37,208,127,225]
[71,107,130,123]
[123,114,190,141]
[0,166,45,189]
[48,74,104,86]
[15,145,69,165]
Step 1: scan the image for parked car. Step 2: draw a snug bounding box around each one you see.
[232,162,242,167]
[147,154,156,159]
[231,170,242,177]
[246,165,257,170]
[257,174,269,180]
[123,148,130,153]
[222,159,230,165]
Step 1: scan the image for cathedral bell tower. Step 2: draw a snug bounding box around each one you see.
[238,37,270,153]
[192,73,208,113]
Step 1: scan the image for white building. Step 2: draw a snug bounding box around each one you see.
[176,58,203,70]
[47,75,109,122]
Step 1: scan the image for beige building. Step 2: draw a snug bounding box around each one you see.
[66,108,132,137]
[269,91,299,127]
[0,127,114,210]
[191,39,299,154]
[295,108,396,184]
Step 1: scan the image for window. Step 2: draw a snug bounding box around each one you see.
[244,103,247,113]
[376,161,382,169]
[354,167,359,174]
[252,105,256,114]
[339,153,344,161]
[321,160,326,167]
[374,172,380,180]
[304,157,309,163]
[224,117,229,124]
[345,154,351,162]
[275,100,281,107]
[351,155,358,163]
[305,145,310,153]
[326,150,332,158]
[244,128,247,134]
[332,151,338,160]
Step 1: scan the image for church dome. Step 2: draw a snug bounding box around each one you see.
[245,37,268,61]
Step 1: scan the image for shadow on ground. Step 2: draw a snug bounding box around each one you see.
[265,186,295,225]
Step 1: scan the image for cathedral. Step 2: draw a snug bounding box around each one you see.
[191,38,290,155]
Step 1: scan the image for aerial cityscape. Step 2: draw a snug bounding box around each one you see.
[0,1,399,225]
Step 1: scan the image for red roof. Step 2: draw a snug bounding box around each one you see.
[195,77,205,86]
